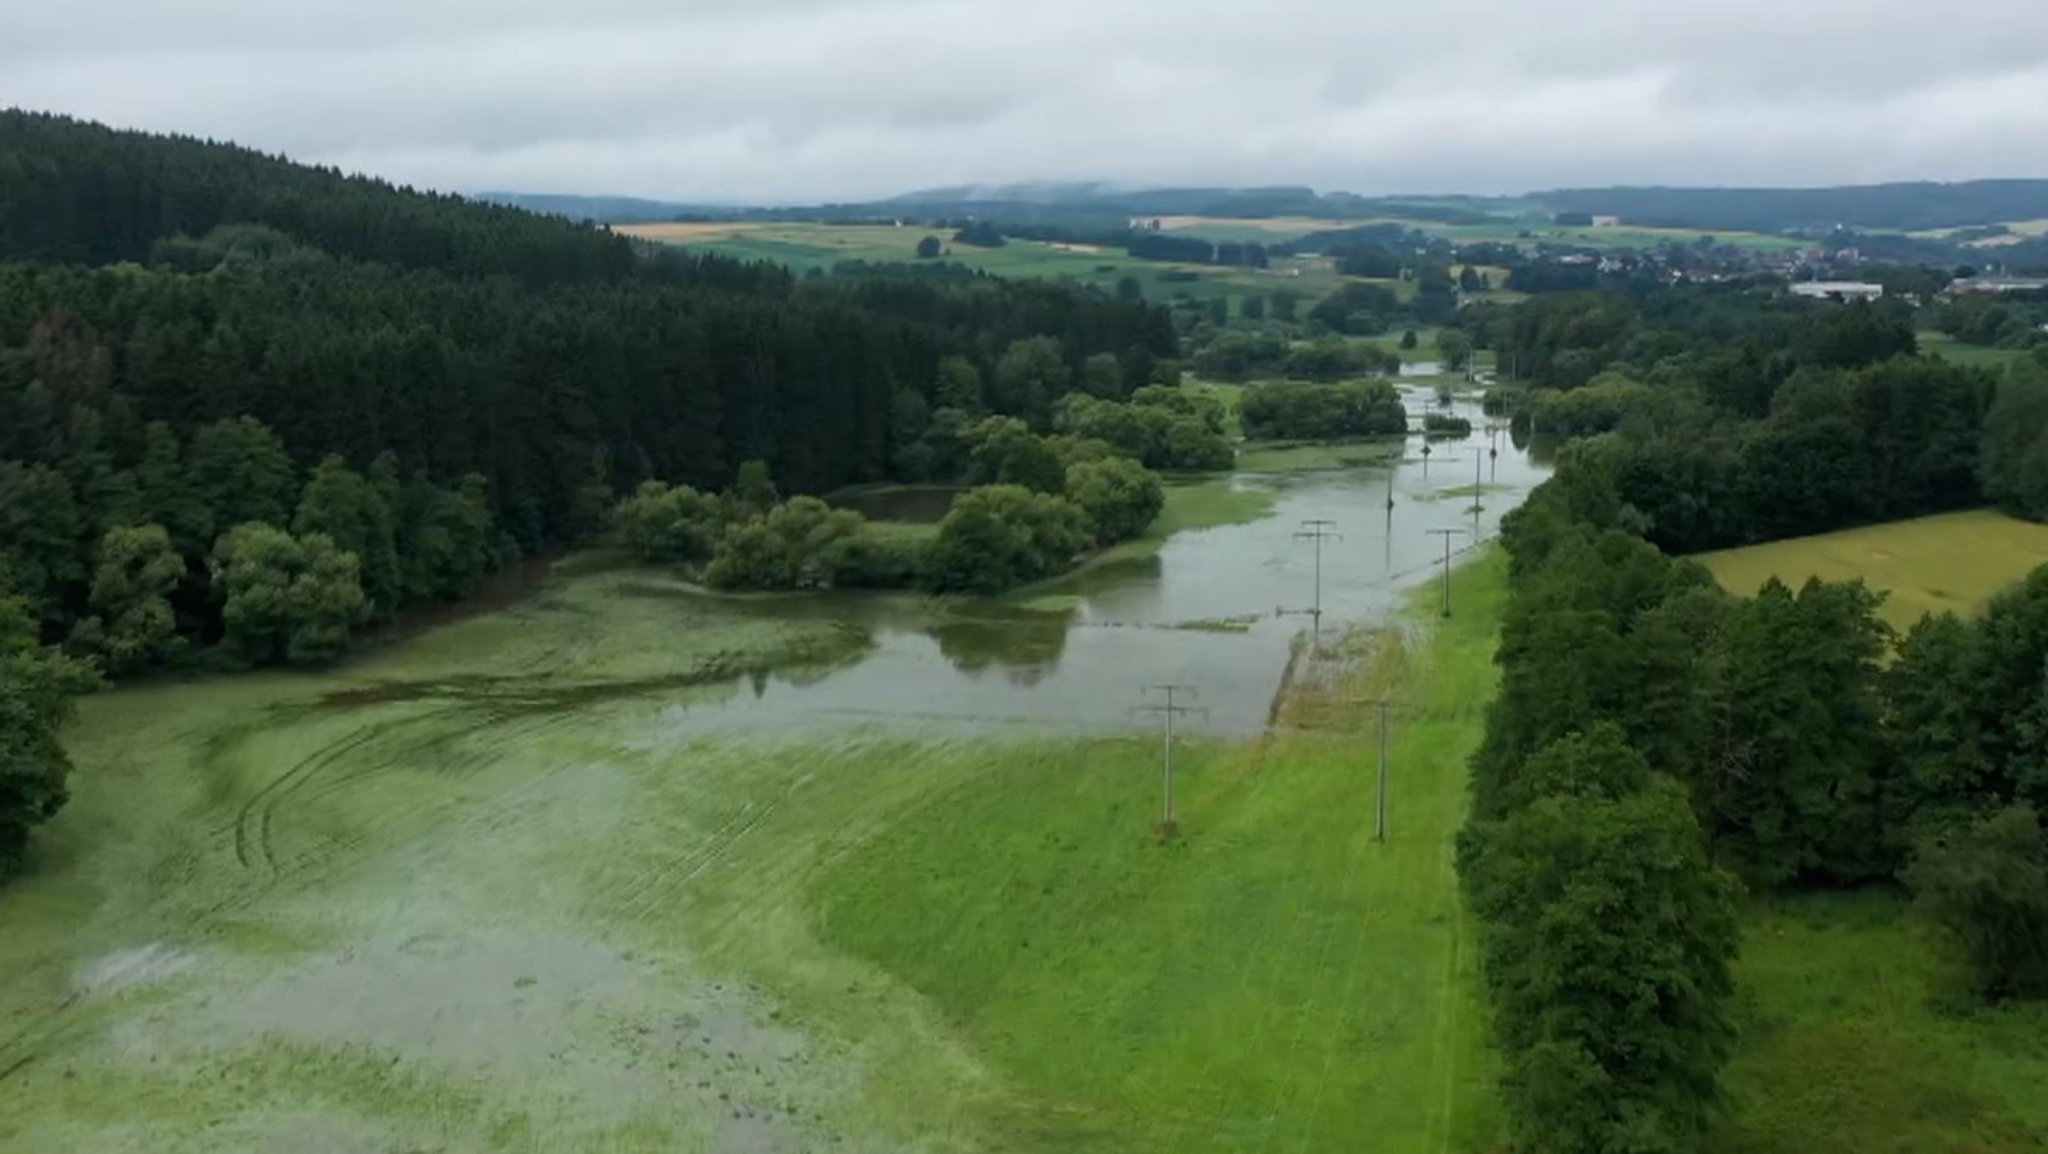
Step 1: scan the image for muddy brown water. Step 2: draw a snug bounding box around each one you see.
[641,391,1550,740]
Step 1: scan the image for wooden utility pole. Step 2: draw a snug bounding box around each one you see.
[1426,527,1471,618]
[1134,684,1206,839]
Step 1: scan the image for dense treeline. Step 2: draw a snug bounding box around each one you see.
[613,415,1170,596]
[1240,381,1406,440]
[2,110,653,285]
[1125,233,1269,268]
[1541,179,2048,233]
[1187,330,1400,383]
[1463,282,2048,1150]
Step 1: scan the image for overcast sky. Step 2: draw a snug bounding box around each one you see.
[6,0,2048,203]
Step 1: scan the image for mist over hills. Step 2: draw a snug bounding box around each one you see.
[485,178,2048,237]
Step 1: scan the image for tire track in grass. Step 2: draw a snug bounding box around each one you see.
[610,766,819,932]
[6,664,736,1097]
[3,703,615,1085]
[228,724,383,870]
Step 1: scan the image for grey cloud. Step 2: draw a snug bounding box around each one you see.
[4,0,2047,201]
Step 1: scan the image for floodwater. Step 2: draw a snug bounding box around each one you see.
[652,390,1549,738]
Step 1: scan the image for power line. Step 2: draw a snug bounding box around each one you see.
[1351,697,1403,843]
[1425,527,1471,618]
[1280,519,1341,650]
[1470,446,1485,533]
[1133,684,1207,839]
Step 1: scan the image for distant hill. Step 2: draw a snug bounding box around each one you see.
[481,183,1512,227]
[1538,181,2048,233]
[475,192,720,223]
[482,179,2048,253]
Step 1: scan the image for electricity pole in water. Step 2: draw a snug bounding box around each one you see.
[1426,527,1471,618]
[1281,519,1341,650]
[1134,684,1206,839]
[1471,447,1486,533]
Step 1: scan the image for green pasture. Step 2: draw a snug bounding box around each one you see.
[625,221,1352,308]
[1919,331,2037,372]
[1720,893,2048,1153]
[1151,212,1799,254]
[1698,509,2048,628]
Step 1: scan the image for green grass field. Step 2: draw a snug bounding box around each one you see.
[622,221,1349,309]
[1920,331,2038,372]
[1698,509,2048,627]
[1719,893,2048,1153]
[1148,212,1800,254]
[815,563,1512,1152]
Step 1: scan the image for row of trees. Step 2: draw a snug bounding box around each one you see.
[1240,381,1406,440]
[1464,363,2048,1146]
[615,447,1162,596]
[1448,271,2048,1149]
[1050,390,1234,471]
[0,406,504,655]
[1187,330,1401,383]
[1125,233,1270,268]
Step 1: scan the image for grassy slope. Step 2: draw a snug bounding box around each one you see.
[813,552,1512,1153]
[1697,509,2048,628]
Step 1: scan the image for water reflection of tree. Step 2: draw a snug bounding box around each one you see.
[927,606,1075,687]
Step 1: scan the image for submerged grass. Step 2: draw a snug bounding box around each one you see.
[1238,439,1404,473]
[0,533,1507,1154]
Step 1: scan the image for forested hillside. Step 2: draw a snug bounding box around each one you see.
[1539,179,2048,232]
[0,110,1176,869]
[0,109,1172,609]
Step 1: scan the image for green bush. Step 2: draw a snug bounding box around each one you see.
[1241,381,1407,440]
[1906,804,2048,1001]
[614,481,727,562]
[836,528,930,589]
[926,485,1090,593]
[212,522,368,665]
[704,497,866,591]
[1423,412,1473,438]
[1066,457,1165,544]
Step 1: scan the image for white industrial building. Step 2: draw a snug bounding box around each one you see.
[1789,281,1886,302]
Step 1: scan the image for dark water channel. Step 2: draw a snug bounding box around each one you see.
[654,390,1552,738]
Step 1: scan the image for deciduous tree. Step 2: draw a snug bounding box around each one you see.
[71,524,184,675]
[212,523,368,665]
